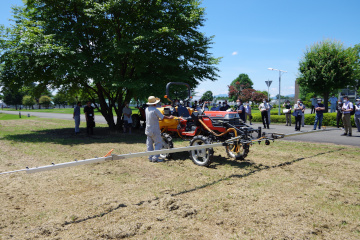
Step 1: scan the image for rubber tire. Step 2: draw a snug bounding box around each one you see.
[225,142,249,160]
[160,133,173,159]
[131,114,141,129]
[189,135,213,167]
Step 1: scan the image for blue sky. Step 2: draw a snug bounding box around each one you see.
[1,0,360,98]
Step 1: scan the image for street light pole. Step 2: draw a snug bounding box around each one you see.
[267,68,287,115]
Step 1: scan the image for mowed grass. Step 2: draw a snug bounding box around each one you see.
[2,106,140,115]
[0,113,26,121]
[0,118,359,239]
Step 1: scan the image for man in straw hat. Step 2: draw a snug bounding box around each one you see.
[145,96,174,162]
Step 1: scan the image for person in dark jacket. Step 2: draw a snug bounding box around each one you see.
[313,98,325,130]
[336,100,343,128]
[84,101,95,135]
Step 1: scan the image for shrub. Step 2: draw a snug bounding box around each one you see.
[252,112,356,127]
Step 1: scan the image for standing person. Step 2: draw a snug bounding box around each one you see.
[122,101,132,134]
[192,100,198,109]
[329,95,338,113]
[145,96,173,163]
[220,100,230,111]
[203,101,209,111]
[73,101,82,134]
[267,100,273,125]
[310,96,317,114]
[301,100,306,127]
[283,100,292,126]
[259,98,270,129]
[341,96,353,136]
[211,102,218,111]
[244,101,252,125]
[354,98,360,132]
[336,100,343,128]
[84,101,95,135]
[293,99,303,131]
[313,98,325,130]
[235,99,246,122]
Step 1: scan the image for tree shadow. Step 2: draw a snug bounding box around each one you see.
[0,127,148,146]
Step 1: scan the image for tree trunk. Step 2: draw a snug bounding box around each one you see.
[323,92,329,113]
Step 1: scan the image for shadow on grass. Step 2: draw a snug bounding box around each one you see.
[0,127,148,146]
[61,147,345,227]
[171,147,345,197]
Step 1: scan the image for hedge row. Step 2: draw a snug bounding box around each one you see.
[252,113,357,127]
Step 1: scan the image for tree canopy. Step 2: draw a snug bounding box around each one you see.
[298,40,357,111]
[201,91,213,101]
[228,73,253,101]
[0,0,219,130]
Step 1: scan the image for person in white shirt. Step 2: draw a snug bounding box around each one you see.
[293,99,304,131]
[354,98,360,132]
[145,96,174,162]
[244,101,252,125]
[259,98,270,129]
[341,96,353,136]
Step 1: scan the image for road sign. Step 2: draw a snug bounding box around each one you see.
[265,80,272,87]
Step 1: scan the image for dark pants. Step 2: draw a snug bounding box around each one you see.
[261,111,269,128]
[86,120,94,135]
[336,112,342,128]
[311,105,315,114]
[295,115,302,130]
[314,114,323,129]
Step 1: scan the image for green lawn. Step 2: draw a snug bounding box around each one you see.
[0,113,28,120]
[3,107,140,115]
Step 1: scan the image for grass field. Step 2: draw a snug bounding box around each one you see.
[0,113,25,121]
[2,107,140,116]
[0,117,359,239]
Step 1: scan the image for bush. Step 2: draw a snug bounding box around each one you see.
[252,112,356,127]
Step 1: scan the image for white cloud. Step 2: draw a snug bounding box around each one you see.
[232,51,238,56]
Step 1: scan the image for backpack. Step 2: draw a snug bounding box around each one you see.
[350,105,355,115]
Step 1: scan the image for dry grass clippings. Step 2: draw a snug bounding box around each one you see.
[0,118,359,239]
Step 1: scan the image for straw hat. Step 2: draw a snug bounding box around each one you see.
[146,96,160,105]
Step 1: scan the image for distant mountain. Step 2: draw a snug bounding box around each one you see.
[214,94,228,98]
[271,94,295,99]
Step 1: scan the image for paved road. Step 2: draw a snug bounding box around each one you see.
[1,110,359,147]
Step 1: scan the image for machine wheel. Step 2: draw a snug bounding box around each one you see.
[225,141,249,160]
[160,133,173,159]
[131,114,141,129]
[189,135,213,167]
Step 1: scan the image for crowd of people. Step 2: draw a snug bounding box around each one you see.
[283,95,360,136]
[72,95,360,138]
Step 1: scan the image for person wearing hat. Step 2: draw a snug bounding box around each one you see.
[313,98,325,130]
[145,96,174,162]
[354,98,360,132]
[341,96,353,136]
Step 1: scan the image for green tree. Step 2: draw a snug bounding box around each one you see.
[52,92,68,108]
[298,40,357,112]
[39,95,52,109]
[0,0,219,130]
[2,87,24,110]
[22,95,36,109]
[228,73,253,101]
[201,91,213,101]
